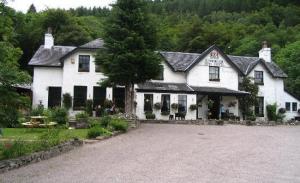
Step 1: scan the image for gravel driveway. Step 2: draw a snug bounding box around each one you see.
[1,124,300,183]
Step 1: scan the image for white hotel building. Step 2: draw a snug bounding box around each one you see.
[29,33,300,121]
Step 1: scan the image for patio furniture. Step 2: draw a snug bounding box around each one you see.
[22,116,57,128]
[175,112,186,120]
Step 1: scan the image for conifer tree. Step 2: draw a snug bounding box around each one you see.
[96,0,162,116]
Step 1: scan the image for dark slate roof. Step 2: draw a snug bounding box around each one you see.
[79,38,104,49]
[160,47,287,78]
[28,45,76,67]
[191,86,249,96]
[227,55,260,75]
[137,82,193,93]
[137,82,249,95]
[159,51,201,72]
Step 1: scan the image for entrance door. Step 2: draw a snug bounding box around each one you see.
[113,87,125,110]
[48,87,62,108]
[208,95,220,119]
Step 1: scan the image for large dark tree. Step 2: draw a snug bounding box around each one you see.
[95,0,162,116]
[0,2,31,127]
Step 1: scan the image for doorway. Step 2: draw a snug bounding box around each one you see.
[208,95,220,119]
[48,87,62,108]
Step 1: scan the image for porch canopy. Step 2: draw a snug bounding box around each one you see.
[137,82,249,96]
[137,82,194,93]
[191,86,249,96]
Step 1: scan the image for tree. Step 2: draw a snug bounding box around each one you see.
[95,0,162,116]
[27,4,37,14]
[0,3,31,127]
[275,41,300,98]
[238,77,259,120]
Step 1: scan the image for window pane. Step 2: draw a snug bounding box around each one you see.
[286,102,291,111]
[144,94,153,112]
[292,102,297,111]
[73,86,87,110]
[161,95,170,112]
[255,71,263,84]
[78,55,90,72]
[209,66,219,81]
[255,97,264,117]
[93,87,106,108]
[178,95,187,113]
[48,87,62,108]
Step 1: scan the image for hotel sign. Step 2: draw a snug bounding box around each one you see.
[204,50,224,67]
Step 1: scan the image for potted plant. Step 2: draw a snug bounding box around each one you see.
[154,102,161,110]
[171,103,178,110]
[161,111,170,116]
[145,112,155,119]
[189,104,197,111]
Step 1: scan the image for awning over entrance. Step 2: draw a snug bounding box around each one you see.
[137,82,194,93]
[191,86,249,96]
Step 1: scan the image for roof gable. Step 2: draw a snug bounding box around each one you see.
[28,45,76,67]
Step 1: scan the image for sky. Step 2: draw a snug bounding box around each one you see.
[7,0,115,13]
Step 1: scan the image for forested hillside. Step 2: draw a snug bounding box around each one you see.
[1,0,300,97]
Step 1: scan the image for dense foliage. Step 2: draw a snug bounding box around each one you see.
[1,0,300,101]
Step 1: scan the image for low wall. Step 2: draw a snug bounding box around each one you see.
[0,139,83,173]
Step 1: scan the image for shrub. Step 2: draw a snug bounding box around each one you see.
[100,115,112,127]
[189,104,197,111]
[88,118,101,128]
[75,112,89,122]
[87,127,112,139]
[30,106,44,116]
[145,112,155,119]
[266,104,277,121]
[161,111,170,115]
[103,99,113,109]
[109,118,129,132]
[85,99,93,116]
[278,108,286,114]
[38,129,61,149]
[62,93,72,110]
[154,103,161,110]
[0,140,30,159]
[51,107,68,124]
[171,103,178,110]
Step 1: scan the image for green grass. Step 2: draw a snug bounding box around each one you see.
[0,128,88,141]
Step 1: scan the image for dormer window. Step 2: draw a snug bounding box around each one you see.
[78,55,90,72]
[254,71,264,85]
[209,66,220,81]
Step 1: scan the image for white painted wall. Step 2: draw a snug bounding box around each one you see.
[187,51,239,90]
[136,92,197,120]
[151,62,186,83]
[282,91,300,120]
[247,63,300,121]
[32,67,63,108]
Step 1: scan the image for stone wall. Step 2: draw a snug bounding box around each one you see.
[0,139,83,174]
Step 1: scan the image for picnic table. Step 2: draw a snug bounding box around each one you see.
[22,116,57,128]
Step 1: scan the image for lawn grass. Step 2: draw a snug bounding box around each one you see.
[1,128,88,141]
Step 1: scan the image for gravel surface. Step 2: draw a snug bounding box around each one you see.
[1,124,300,183]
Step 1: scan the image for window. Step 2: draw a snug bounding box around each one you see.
[161,94,170,112]
[144,94,153,112]
[73,86,87,110]
[254,71,264,85]
[48,87,61,108]
[93,87,106,109]
[286,102,291,111]
[78,55,90,72]
[209,66,220,81]
[292,102,297,112]
[154,67,164,80]
[178,95,187,113]
[255,97,264,117]
[113,87,125,109]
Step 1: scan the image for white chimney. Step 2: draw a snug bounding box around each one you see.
[44,28,54,49]
[259,41,271,62]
